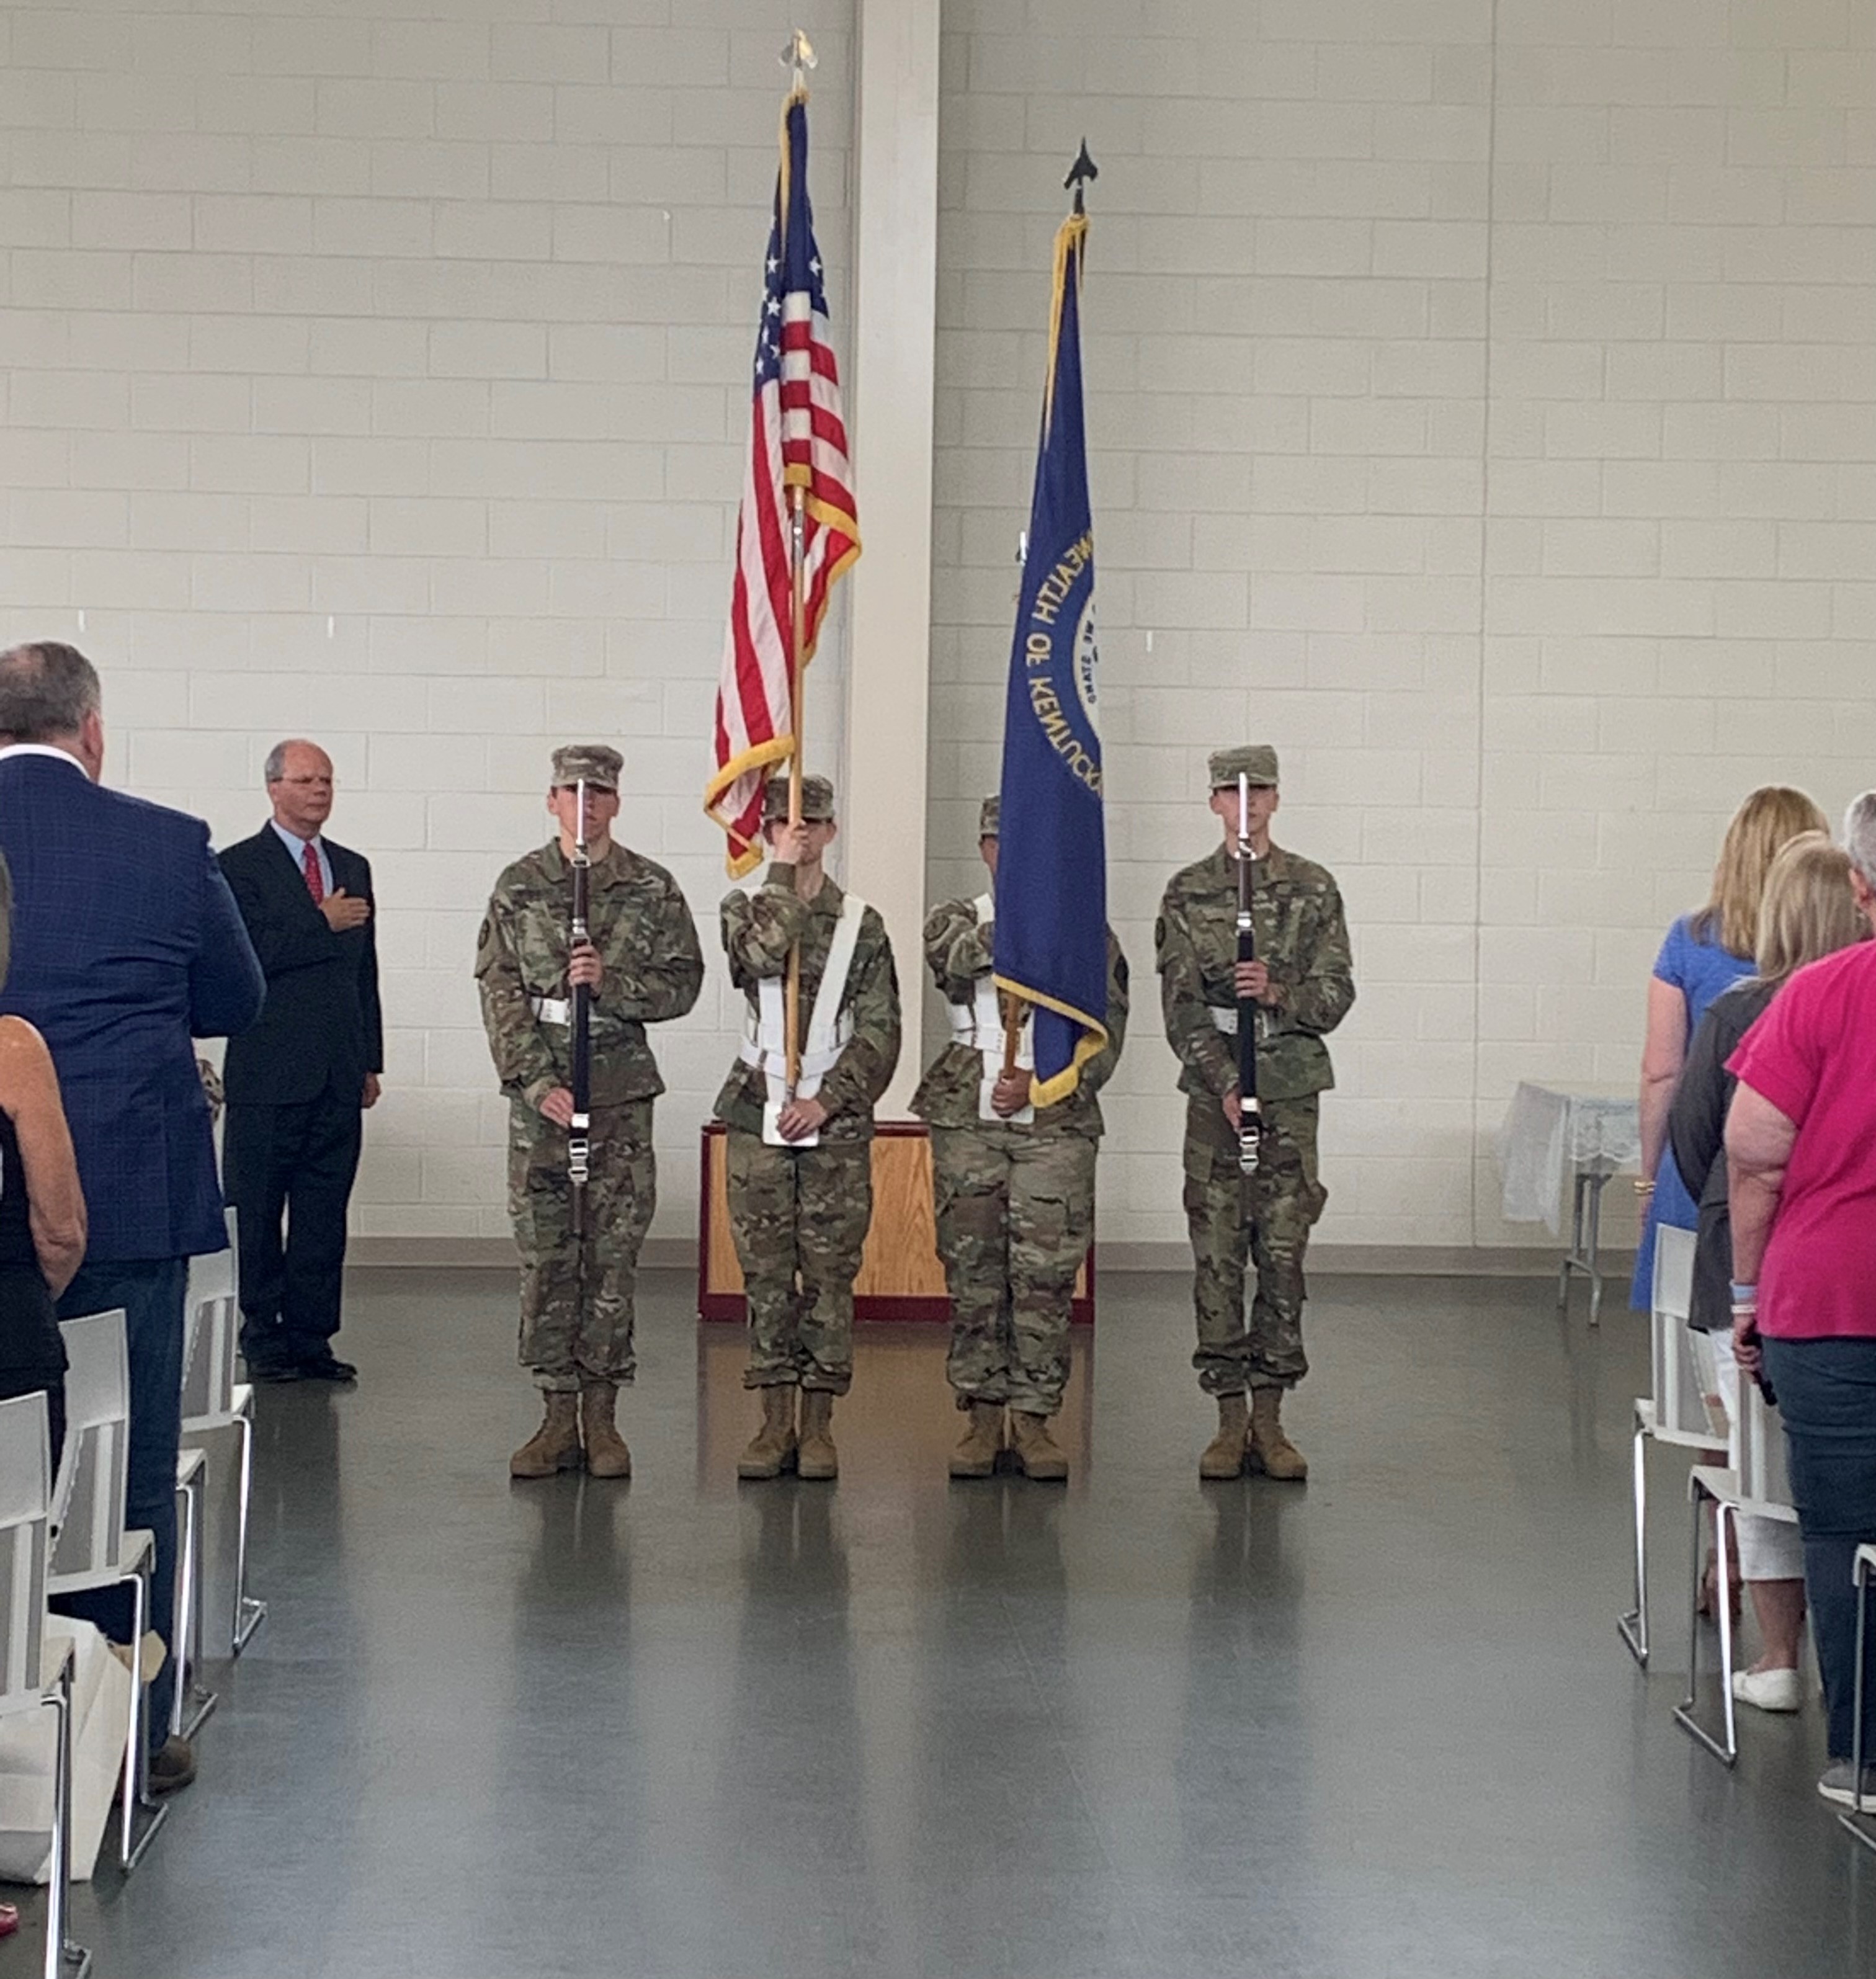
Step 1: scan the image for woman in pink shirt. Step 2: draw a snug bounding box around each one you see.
[1728,792,1876,1808]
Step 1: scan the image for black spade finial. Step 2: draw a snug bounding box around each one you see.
[1065,140,1098,214]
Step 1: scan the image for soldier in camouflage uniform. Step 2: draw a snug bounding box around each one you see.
[717,774,900,1483]
[1156,744,1355,1483]
[476,744,704,1480]
[911,794,1128,1482]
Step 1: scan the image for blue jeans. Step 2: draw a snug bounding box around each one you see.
[55,1258,186,1751]
[1762,1336,1876,1762]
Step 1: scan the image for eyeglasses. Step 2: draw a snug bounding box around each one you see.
[278,776,334,788]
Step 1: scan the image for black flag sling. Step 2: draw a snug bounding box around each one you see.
[1236,771,1262,1181]
[568,780,592,1236]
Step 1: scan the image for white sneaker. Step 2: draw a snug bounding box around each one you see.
[1818,1761,1876,1808]
[1732,1666,1803,1713]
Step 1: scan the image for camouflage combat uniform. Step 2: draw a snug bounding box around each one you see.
[477,839,704,1393]
[716,857,900,1396]
[911,895,1128,1418]
[1157,831,1354,1398]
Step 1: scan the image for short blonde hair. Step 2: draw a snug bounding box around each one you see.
[1696,785,1829,957]
[1754,832,1867,982]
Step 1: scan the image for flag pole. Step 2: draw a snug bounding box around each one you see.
[779,27,816,1103]
[1001,522,1029,1091]
[785,488,805,1100]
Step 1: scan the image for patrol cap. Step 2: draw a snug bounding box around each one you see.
[1208,744,1279,790]
[762,772,836,824]
[979,794,1000,839]
[550,743,622,792]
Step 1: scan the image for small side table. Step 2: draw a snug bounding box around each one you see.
[1498,1082,1642,1326]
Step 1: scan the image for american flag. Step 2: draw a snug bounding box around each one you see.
[705,90,860,877]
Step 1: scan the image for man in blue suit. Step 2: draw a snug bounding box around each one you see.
[0,641,264,1793]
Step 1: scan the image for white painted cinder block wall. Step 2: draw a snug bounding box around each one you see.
[928,0,1876,1254]
[0,0,858,1247]
[3,0,1872,1256]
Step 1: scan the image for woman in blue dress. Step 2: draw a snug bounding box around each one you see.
[1632,785,1828,1307]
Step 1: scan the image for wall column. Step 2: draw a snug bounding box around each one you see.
[841,0,941,1115]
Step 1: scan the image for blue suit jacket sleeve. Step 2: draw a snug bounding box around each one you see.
[192,843,265,1039]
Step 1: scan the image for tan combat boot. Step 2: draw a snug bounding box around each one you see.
[949,1402,1004,1478]
[1009,1411,1069,1482]
[797,1390,839,1481]
[738,1386,798,1479]
[580,1383,632,1480]
[1246,1387,1308,1481]
[1199,1394,1250,1480]
[511,1392,581,1479]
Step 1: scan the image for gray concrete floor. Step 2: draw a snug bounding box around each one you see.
[15,1267,1876,1978]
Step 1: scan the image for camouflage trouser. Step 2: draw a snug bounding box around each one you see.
[725,1130,873,1395]
[1183,1092,1327,1396]
[932,1123,1094,1418]
[509,1098,656,1394]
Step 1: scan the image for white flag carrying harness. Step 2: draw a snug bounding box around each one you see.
[940,893,1035,1125]
[738,891,867,1148]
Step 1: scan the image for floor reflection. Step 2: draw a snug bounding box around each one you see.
[53,1267,1876,1979]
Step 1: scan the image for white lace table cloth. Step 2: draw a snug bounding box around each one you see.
[1498,1081,1641,1236]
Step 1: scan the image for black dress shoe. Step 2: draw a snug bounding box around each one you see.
[296,1354,358,1384]
[149,1736,197,1797]
[246,1358,304,1384]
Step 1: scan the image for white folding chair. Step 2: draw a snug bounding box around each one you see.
[1675,1380,1802,1768]
[180,1235,234,1420]
[1843,1543,1876,1854]
[1620,1225,1713,1666]
[182,1212,264,1657]
[0,1392,90,1978]
[50,1309,165,1872]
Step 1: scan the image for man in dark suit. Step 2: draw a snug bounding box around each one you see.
[220,738,383,1385]
[0,641,264,1793]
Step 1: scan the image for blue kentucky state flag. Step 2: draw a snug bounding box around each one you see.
[993,211,1107,1106]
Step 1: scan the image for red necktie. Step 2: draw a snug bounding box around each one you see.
[302,842,325,905]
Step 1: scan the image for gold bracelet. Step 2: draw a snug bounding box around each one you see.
[1633,1178,1655,1197]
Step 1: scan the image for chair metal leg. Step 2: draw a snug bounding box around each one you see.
[1716,1503,1739,1755]
[169,1478,187,1739]
[173,1472,217,1741]
[231,1409,266,1656]
[1619,1413,1650,1666]
[1841,1555,1876,1853]
[41,1681,64,1979]
[1674,1480,1739,1766]
[117,1570,139,1872]
[118,1566,168,1874]
[42,1655,89,1979]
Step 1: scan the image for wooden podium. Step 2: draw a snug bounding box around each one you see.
[697,1121,1094,1324]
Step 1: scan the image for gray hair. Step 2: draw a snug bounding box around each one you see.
[0,641,101,743]
[1846,792,1876,890]
[264,741,289,784]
